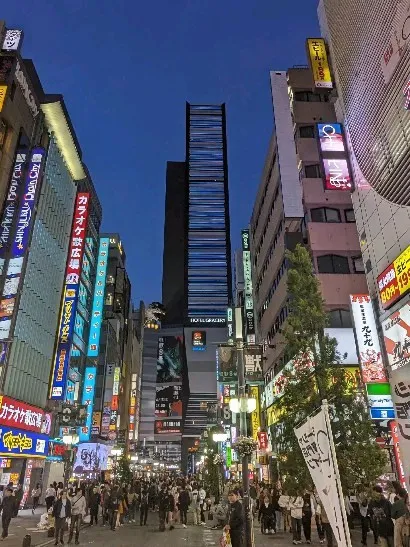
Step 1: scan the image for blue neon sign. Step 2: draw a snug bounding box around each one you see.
[0,426,49,457]
[87,238,109,357]
[79,366,97,442]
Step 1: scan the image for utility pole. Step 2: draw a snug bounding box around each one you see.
[235,307,254,547]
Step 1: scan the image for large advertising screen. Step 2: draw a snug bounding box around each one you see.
[156,336,183,383]
[317,123,345,153]
[49,193,90,399]
[73,443,109,472]
[322,158,352,191]
[155,385,182,418]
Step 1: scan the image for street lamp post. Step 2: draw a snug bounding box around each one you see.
[235,307,254,547]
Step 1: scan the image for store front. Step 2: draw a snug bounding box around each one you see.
[0,395,51,507]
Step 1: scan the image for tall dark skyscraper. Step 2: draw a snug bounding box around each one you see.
[185,103,232,325]
[162,161,186,326]
[158,103,232,471]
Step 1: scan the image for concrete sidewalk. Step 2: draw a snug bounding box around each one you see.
[0,508,55,547]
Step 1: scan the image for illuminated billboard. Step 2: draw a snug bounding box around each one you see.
[0,86,6,112]
[349,295,386,383]
[242,230,255,344]
[155,385,182,418]
[377,245,410,309]
[49,193,90,399]
[0,148,45,341]
[306,38,333,89]
[317,123,345,153]
[156,336,183,383]
[79,367,97,442]
[322,158,352,191]
[192,330,206,351]
[87,238,109,357]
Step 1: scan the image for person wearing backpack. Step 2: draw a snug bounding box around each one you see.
[368,486,394,547]
[289,493,304,544]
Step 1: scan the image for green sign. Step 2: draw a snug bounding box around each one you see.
[226,447,232,467]
[366,383,391,396]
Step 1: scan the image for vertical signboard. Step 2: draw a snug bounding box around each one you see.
[0,151,27,265]
[129,373,137,441]
[0,86,6,112]
[241,230,255,344]
[1,30,23,52]
[0,148,45,342]
[227,307,234,344]
[382,302,410,485]
[349,295,387,383]
[49,193,90,399]
[87,237,109,357]
[249,385,260,441]
[316,122,352,192]
[78,367,97,442]
[109,366,121,432]
[306,38,333,89]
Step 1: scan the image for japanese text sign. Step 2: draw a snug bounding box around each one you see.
[0,396,49,434]
[377,245,410,309]
[306,38,333,89]
[244,346,263,382]
[87,238,109,357]
[49,193,90,399]
[12,148,45,257]
[349,295,386,383]
[79,367,97,442]
[0,426,48,457]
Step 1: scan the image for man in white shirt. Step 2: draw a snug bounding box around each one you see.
[68,488,86,545]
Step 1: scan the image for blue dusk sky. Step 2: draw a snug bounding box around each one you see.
[1,1,319,305]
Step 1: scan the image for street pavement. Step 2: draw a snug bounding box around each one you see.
[2,508,367,547]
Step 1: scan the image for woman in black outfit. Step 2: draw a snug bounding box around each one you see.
[302,492,313,544]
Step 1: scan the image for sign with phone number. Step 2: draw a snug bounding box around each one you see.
[377,245,410,309]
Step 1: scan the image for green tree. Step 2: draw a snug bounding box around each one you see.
[271,244,386,493]
[116,453,133,485]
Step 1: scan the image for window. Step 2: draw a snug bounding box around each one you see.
[299,125,315,138]
[294,91,329,103]
[317,254,350,274]
[345,209,355,222]
[329,309,352,328]
[105,293,113,306]
[352,256,365,273]
[304,164,321,178]
[311,208,341,223]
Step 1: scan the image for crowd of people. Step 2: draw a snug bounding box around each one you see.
[0,474,408,547]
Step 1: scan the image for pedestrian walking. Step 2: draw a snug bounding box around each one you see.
[0,488,15,541]
[158,485,168,532]
[31,483,41,514]
[279,491,291,532]
[45,484,56,511]
[392,488,408,547]
[258,495,276,534]
[68,487,86,544]
[289,493,304,544]
[199,485,206,523]
[368,486,394,547]
[139,488,149,526]
[272,491,282,532]
[319,501,334,547]
[13,484,23,517]
[225,490,244,547]
[109,487,120,531]
[191,486,201,525]
[127,487,137,523]
[179,485,190,528]
[89,486,101,525]
[302,492,314,544]
[52,490,71,546]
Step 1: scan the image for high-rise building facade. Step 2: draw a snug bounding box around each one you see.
[251,68,367,377]
[186,103,232,325]
[318,0,410,488]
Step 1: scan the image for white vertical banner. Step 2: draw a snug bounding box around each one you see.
[294,405,351,547]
